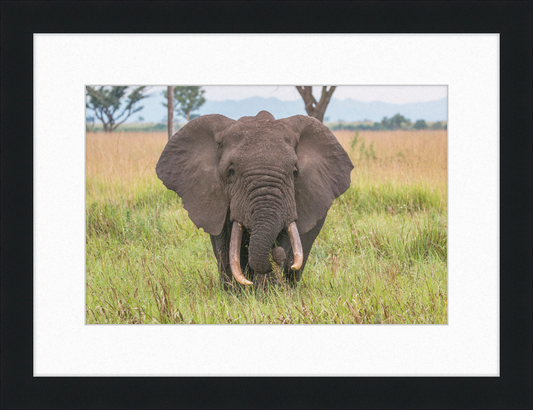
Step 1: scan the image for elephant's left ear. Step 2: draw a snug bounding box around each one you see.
[280,115,354,234]
[156,114,236,236]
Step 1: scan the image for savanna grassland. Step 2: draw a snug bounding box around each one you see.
[86,129,447,324]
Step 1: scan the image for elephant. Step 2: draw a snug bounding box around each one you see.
[156,111,353,288]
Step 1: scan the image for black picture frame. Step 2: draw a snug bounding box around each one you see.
[1,1,531,408]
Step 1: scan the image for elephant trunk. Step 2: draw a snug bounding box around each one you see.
[248,210,284,274]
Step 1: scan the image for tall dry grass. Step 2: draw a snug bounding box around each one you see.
[87,130,447,202]
[335,129,447,186]
[87,132,168,203]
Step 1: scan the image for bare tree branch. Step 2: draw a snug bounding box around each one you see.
[295,86,336,122]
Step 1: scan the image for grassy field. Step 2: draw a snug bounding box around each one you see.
[86,129,447,324]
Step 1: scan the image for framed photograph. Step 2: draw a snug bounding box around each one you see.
[2,1,531,408]
[85,84,448,326]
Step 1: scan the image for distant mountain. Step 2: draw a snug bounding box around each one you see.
[198,97,306,120]
[199,97,447,123]
[96,94,447,124]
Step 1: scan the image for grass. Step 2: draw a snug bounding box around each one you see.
[86,129,447,324]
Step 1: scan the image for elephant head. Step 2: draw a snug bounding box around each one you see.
[156,111,353,286]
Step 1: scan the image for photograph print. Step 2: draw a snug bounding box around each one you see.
[86,85,447,324]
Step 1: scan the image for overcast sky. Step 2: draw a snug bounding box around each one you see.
[150,85,447,104]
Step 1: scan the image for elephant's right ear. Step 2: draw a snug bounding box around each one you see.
[156,114,236,236]
[280,115,354,234]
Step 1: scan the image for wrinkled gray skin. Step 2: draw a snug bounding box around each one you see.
[156,111,353,288]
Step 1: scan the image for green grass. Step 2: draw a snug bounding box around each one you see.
[86,130,447,324]
[86,179,447,324]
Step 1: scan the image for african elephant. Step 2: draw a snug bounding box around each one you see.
[156,111,353,288]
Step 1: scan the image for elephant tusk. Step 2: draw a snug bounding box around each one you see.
[288,222,303,271]
[229,221,253,286]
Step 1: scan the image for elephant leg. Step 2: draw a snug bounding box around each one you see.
[210,234,232,289]
[279,214,327,284]
[210,211,234,289]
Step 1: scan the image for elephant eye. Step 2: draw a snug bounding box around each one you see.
[293,168,298,178]
[227,167,235,178]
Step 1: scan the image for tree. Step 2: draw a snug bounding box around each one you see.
[163,86,206,122]
[86,116,95,132]
[295,86,336,122]
[431,121,447,130]
[167,86,174,140]
[413,119,428,129]
[381,113,411,130]
[86,86,148,132]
